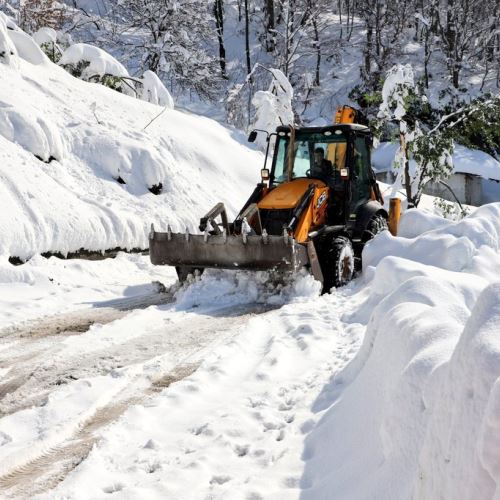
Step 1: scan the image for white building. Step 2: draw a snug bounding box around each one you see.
[372,143,500,206]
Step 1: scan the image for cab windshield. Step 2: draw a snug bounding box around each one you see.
[272,130,349,184]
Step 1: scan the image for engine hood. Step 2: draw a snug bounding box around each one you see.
[258,178,326,210]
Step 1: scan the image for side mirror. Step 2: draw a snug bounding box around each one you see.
[248,130,258,143]
[261,168,270,181]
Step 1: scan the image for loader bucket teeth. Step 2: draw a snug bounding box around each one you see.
[149,231,309,272]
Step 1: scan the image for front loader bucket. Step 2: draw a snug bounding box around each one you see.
[149,227,309,272]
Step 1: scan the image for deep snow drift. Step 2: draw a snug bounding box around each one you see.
[0,21,261,261]
[302,203,500,499]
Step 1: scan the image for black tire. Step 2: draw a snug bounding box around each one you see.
[321,236,355,293]
[362,214,388,244]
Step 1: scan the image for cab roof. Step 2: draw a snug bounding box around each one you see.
[275,123,371,135]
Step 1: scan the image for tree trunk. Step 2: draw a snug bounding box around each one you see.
[446,0,459,88]
[400,129,415,207]
[265,0,275,52]
[312,17,321,86]
[214,0,227,79]
[364,20,373,77]
[244,0,251,75]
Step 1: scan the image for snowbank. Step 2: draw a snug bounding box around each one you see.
[7,28,48,66]
[0,104,65,162]
[301,203,500,499]
[0,32,260,260]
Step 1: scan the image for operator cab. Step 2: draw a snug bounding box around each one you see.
[270,124,371,184]
[269,124,375,223]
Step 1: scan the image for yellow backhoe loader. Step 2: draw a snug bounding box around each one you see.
[149,106,388,292]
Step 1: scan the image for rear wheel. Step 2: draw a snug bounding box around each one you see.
[362,214,388,243]
[321,236,355,293]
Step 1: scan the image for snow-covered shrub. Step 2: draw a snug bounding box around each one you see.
[7,28,48,65]
[0,13,18,67]
[0,104,65,162]
[251,68,294,149]
[138,70,174,108]
[33,26,61,62]
[433,198,469,220]
[59,43,135,96]
[72,131,169,195]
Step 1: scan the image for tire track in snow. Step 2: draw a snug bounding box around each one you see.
[0,362,200,498]
[0,302,275,498]
[0,290,175,416]
[0,288,174,342]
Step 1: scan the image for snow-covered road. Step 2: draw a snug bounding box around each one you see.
[0,280,278,498]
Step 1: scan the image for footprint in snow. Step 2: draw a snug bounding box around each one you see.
[233,444,249,457]
[103,482,125,494]
[210,475,232,485]
[190,423,213,436]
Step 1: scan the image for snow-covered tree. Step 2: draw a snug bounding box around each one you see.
[251,68,294,149]
[0,12,18,66]
[115,0,222,101]
[18,0,68,33]
[378,63,454,207]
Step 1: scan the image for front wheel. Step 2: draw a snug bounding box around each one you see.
[321,236,355,293]
[175,266,204,283]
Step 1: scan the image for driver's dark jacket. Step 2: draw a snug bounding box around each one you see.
[310,159,333,183]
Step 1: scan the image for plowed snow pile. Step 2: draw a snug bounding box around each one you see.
[0,18,260,260]
[21,203,497,500]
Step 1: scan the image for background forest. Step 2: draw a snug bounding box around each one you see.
[1,0,499,158]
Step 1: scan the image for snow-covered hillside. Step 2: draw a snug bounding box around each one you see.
[0,22,261,260]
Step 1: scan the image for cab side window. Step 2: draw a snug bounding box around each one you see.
[354,137,371,201]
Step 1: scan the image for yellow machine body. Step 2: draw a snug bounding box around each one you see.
[257,178,329,243]
[149,104,387,292]
[326,106,356,170]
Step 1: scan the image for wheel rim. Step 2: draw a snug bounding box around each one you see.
[338,244,354,283]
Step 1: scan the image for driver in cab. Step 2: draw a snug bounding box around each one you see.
[310,147,333,182]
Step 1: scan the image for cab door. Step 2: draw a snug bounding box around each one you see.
[348,135,372,215]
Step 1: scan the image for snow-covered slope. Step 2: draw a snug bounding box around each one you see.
[0,28,261,260]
